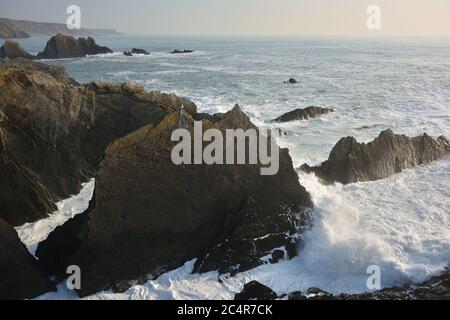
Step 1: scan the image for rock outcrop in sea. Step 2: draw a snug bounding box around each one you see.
[36,33,113,59]
[272,106,334,123]
[131,48,149,55]
[170,49,194,54]
[0,40,34,59]
[0,59,196,226]
[36,105,312,297]
[300,129,450,184]
[0,218,55,300]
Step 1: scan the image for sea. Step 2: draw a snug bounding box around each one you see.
[11,35,450,299]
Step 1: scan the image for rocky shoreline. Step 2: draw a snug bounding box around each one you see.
[1,44,449,300]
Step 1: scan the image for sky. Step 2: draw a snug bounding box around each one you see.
[1,0,450,36]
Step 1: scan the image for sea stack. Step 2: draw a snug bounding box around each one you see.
[37,33,113,59]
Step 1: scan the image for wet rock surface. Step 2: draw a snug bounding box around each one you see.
[300,129,450,184]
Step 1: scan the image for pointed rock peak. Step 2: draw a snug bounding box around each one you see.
[379,128,395,137]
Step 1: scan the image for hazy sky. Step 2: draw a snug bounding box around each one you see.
[1,0,450,36]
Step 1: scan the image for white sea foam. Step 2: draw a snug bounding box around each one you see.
[29,155,449,300]
[15,180,95,256]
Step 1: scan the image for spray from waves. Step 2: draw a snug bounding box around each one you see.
[294,156,450,292]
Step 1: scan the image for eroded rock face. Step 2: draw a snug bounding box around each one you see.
[0,112,57,225]
[272,106,334,123]
[0,40,34,59]
[300,129,450,184]
[36,33,112,59]
[0,59,196,226]
[0,218,55,300]
[37,105,311,297]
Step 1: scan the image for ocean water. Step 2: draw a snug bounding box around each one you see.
[13,35,450,299]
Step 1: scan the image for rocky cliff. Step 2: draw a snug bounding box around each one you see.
[0,18,119,38]
[0,21,30,39]
[0,59,196,226]
[36,105,312,297]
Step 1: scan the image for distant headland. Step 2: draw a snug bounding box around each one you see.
[0,18,120,38]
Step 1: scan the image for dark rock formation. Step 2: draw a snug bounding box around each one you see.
[0,40,34,59]
[170,49,194,54]
[234,281,278,300]
[272,106,334,123]
[36,33,112,59]
[284,78,297,84]
[300,129,450,184]
[37,105,311,297]
[269,249,285,264]
[131,48,149,55]
[123,49,149,57]
[0,22,30,39]
[0,218,55,299]
[0,59,196,226]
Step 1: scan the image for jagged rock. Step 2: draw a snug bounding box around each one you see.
[123,51,132,57]
[0,40,34,59]
[36,33,112,59]
[300,129,450,184]
[0,22,30,39]
[0,218,55,299]
[131,48,149,55]
[272,106,334,123]
[170,49,194,54]
[284,78,297,84]
[37,105,311,297]
[234,281,278,300]
[0,59,196,226]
